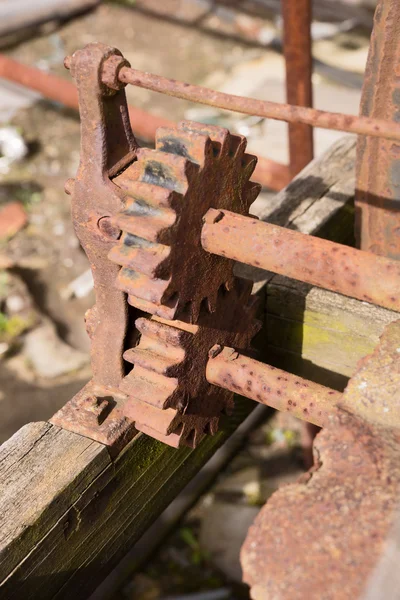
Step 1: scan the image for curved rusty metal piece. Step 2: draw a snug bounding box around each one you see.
[108,120,260,322]
[241,411,400,600]
[241,319,400,599]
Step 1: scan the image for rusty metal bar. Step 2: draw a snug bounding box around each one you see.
[282,0,314,177]
[202,208,400,313]
[356,0,400,259]
[0,53,171,142]
[207,346,341,427]
[0,53,288,191]
[118,65,400,143]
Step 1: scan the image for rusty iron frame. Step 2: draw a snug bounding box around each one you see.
[45,21,400,452]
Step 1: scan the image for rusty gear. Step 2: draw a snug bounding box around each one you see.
[108,120,261,322]
[119,277,261,448]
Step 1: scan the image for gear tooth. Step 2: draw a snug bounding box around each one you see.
[206,291,218,314]
[123,343,185,376]
[115,268,170,306]
[179,423,203,448]
[156,127,212,167]
[251,318,263,338]
[109,233,171,278]
[115,176,183,212]
[178,120,230,154]
[121,366,179,410]
[246,294,260,315]
[135,148,198,194]
[228,134,247,157]
[241,153,258,181]
[129,295,179,320]
[113,201,178,244]
[224,276,235,292]
[243,180,261,208]
[231,277,248,300]
[190,299,202,324]
[135,421,182,448]
[125,295,170,318]
[134,317,190,347]
[126,399,179,436]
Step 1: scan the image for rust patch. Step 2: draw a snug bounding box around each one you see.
[202,208,400,313]
[341,319,400,428]
[356,0,400,259]
[241,411,400,600]
[206,346,341,427]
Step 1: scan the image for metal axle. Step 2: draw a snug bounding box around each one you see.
[202,209,400,314]
[207,346,341,427]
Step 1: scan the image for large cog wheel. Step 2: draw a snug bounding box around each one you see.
[109,120,260,322]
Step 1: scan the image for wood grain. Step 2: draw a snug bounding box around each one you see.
[0,402,253,599]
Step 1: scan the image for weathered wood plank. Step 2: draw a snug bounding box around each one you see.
[0,422,109,580]
[265,276,399,389]
[0,401,254,600]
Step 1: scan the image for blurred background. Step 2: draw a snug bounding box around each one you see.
[0,1,376,598]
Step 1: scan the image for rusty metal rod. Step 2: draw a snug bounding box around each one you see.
[202,208,400,314]
[118,65,400,143]
[0,53,288,191]
[207,346,341,427]
[282,0,314,177]
[0,53,171,142]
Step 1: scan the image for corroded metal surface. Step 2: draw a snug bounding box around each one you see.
[206,346,341,427]
[118,65,400,143]
[50,43,138,447]
[241,318,400,599]
[120,279,260,448]
[341,319,400,428]
[51,384,136,457]
[282,0,314,177]
[356,0,400,259]
[109,120,261,322]
[50,45,262,449]
[241,411,400,600]
[202,208,400,313]
[66,43,136,387]
[0,52,172,142]
[0,53,287,190]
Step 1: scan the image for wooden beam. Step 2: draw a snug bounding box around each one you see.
[0,400,253,600]
[265,276,398,390]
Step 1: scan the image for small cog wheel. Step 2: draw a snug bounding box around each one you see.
[119,277,261,448]
[108,120,260,322]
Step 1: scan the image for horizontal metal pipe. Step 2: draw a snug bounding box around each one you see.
[0,53,171,142]
[202,208,400,314]
[119,65,400,143]
[207,346,341,427]
[0,54,288,191]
